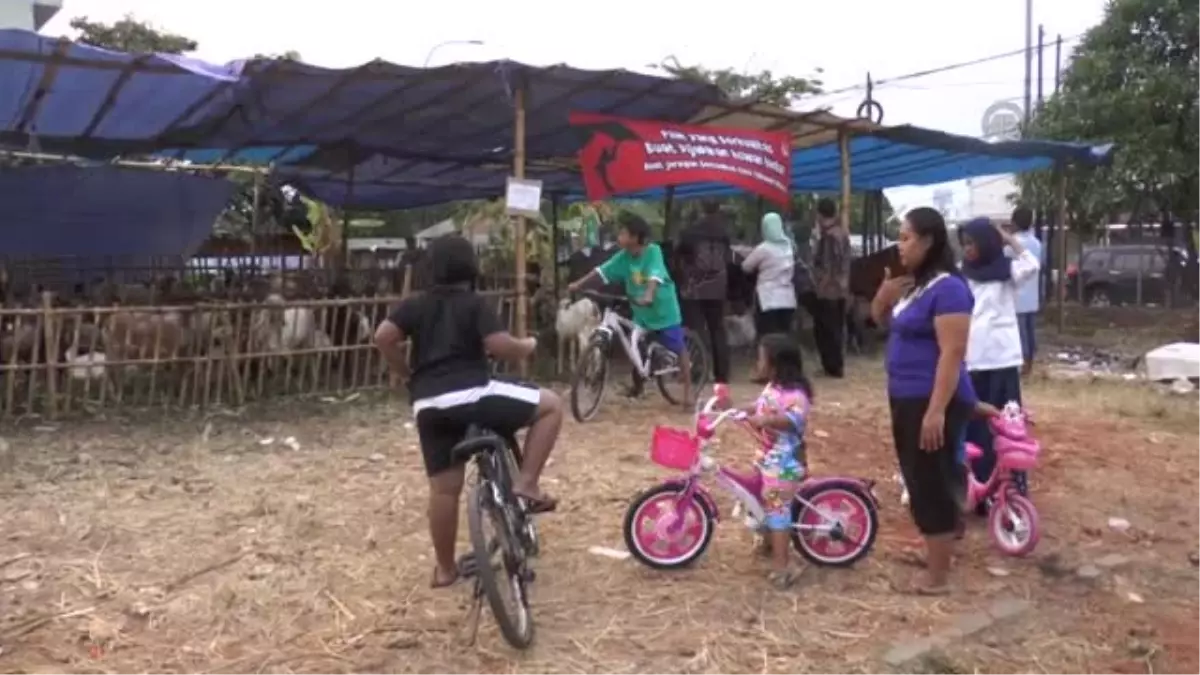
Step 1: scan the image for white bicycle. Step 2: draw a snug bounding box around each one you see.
[569,291,710,423]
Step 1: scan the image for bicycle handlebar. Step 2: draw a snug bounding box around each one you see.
[572,289,629,304]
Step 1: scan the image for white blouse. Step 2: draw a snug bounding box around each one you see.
[965,250,1041,371]
[741,243,797,311]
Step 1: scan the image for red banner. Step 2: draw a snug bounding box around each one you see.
[569,112,792,207]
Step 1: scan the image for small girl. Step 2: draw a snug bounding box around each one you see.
[746,333,813,589]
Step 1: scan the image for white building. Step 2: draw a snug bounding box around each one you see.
[966,174,1018,221]
[0,0,60,31]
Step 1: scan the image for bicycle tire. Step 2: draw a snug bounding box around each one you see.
[467,482,535,649]
[655,327,711,405]
[570,340,609,422]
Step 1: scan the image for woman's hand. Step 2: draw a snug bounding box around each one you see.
[920,407,945,452]
[874,268,915,308]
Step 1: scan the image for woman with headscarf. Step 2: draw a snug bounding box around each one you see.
[958,217,1040,495]
[742,212,797,381]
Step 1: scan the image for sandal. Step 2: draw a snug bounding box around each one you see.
[513,489,558,514]
[430,553,477,589]
[768,568,803,590]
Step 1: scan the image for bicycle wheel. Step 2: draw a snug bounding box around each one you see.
[656,327,711,405]
[467,482,535,649]
[570,339,609,422]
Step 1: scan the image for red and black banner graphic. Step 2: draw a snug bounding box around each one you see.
[569,112,792,206]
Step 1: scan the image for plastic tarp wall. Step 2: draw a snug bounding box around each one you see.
[0,165,237,286]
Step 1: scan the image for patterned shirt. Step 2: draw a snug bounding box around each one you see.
[813,227,850,300]
[753,383,810,481]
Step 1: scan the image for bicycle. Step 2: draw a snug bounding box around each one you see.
[963,402,1042,556]
[623,386,880,569]
[569,290,710,423]
[450,424,540,649]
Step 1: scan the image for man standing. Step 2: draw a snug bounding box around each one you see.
[811,198,850,378]
[675,200,731,385]
[1007,205,1043,376]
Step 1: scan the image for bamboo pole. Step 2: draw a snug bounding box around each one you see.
[2,149,269,174]
[512,82,529,377]
[1055,168,1068,333]
[838,130,852,231]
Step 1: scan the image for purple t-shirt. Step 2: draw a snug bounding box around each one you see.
[886,273,976,401]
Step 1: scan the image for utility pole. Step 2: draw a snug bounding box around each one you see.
[1036,25,1045,110]
[1023,0,1033,131]
[1054,34,1063,93]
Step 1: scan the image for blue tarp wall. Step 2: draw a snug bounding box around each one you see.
[0,164,237,283]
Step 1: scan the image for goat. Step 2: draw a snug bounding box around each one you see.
[555,297,600,374]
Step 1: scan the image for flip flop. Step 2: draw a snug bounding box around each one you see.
[514,490,558,514]
[430,553,477,589]
[768,568,804,590]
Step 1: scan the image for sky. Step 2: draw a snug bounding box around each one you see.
[44,0,1110,213]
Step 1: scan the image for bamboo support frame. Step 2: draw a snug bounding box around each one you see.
[512,81,529,378]
[1055,168,1068,333]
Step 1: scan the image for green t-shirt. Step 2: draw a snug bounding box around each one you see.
[598,243,682,330]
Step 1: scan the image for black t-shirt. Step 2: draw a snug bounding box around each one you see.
[389,288,501,401]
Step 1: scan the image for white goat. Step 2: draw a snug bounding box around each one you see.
[555,297,600,374]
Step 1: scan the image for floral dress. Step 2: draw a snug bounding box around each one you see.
[754,384,810,530]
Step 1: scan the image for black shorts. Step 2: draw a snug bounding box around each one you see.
[413,380,541,476]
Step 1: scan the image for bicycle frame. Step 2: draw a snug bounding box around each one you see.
[964,408,1039,509]
[590,305,680,379]
[662,398,868,539]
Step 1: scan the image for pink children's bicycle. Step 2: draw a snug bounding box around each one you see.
[964,402,1042,556]
[622,385,880,569]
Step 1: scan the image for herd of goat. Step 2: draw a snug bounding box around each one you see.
[0,241,891,415]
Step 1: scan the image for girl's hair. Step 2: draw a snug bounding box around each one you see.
[904,206,960,285]
[429,234,479,288]
[759,333,813,400]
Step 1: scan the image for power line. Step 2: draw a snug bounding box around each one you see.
[806,34,1082,100]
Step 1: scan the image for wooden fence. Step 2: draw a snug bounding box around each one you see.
[0,290,542,420]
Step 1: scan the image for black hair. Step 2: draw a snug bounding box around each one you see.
[701,199,721,216]
[1011,205,1033,231]
[816,197,838,219]
[428,234,478,287]
[759,333,813,400]
[903,206,959,286]
[618,212,652,244]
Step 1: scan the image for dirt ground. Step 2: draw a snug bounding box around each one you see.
[0,347,1195,673]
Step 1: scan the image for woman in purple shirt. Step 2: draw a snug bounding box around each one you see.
[871,207,974,595]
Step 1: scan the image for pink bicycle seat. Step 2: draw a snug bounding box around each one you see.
[964,442,984,462]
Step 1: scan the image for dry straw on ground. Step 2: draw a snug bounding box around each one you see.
[0,360,1194,673]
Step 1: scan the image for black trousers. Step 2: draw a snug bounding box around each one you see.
[890,396,970,536]
[680,298,730,384]
[754,307,794,339]
[811,297,846,377]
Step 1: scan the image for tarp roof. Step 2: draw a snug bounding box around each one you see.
[0,29,1114,210]
[283,106,1115,209]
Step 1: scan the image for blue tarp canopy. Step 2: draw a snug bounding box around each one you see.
[0,164,237,275]
[0,29,1115,211]
[568,125,1116,203]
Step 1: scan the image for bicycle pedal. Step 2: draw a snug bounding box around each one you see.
[522,568,537,583]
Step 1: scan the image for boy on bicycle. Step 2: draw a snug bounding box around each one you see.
[567,212,692,406]
[374,235,564,588]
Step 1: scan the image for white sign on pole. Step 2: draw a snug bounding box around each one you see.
[505,177,543,217]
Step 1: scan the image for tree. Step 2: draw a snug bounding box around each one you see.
[69,15,198,54]
[653,56,824,106]
[1015,0,1199,240]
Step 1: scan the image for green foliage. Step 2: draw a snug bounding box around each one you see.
[652,56,823,105]
[1015,0,1199,233]
[69,14,198,54]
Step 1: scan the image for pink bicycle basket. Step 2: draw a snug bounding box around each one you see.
[649,425,700,470]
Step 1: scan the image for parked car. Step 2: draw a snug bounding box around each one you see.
[1066,244,1193,307]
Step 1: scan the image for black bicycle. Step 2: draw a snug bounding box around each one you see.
[451,424,539,649]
